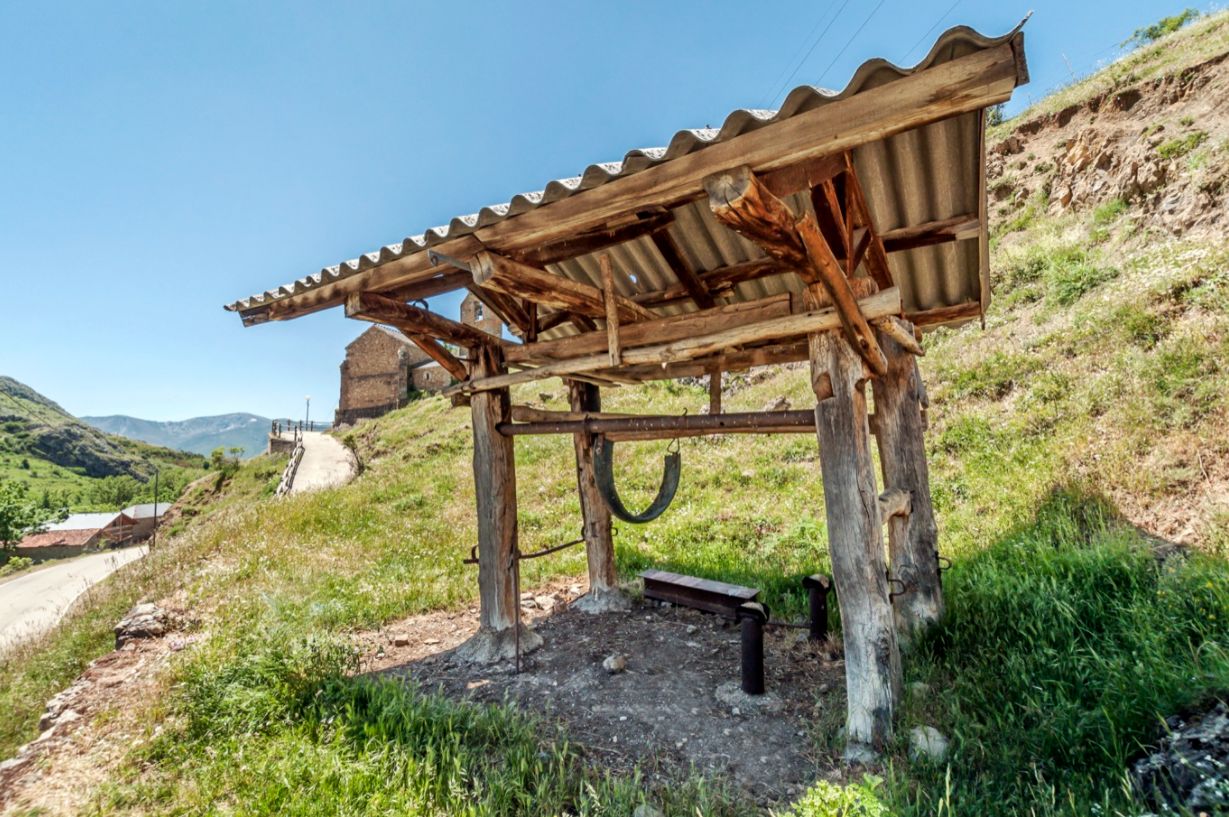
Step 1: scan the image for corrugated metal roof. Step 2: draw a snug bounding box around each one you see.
[226,22,1027,329]
[46,512,126,531]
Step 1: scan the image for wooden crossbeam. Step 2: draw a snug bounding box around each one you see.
[842,152,893,290]
[507,292,802,366]
[464,284,531,337]
[473,251,655,324]
[881,214,980,252]
[344,291,506,350]
[444,288,901,396]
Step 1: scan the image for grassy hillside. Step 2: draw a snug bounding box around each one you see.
[0,376,208,511]
[3,13,1229,817]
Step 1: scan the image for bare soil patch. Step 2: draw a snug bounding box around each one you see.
[361,581,847,804]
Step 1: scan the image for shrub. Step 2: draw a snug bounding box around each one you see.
[0,555,34,577]
[1044,246,1117,306]
[1125,9,1199,48]
[1156,130,1208,160]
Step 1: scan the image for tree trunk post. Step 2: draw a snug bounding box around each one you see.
[457,345,542,662]
[568,379,630,613]
[810,330,901,761]
[873,321,943,642]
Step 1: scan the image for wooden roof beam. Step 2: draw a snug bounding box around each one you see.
[704,165,889,375]
[650,230,716,309]
[444,288,900,396]
[473,250,655,323]
[344,291,507,350]
[402,333,468,381]
[513,210,674,267]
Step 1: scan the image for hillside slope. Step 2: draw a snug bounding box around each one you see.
[82,412,273,459]
[2,13,1228,817]
[0,376,208,509]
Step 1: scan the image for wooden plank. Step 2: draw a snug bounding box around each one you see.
[873,320,943,641]
[446,288,901,396]
[345,291,506,350]
[910,301,981,327]
[881,213,979,252]
[249,41,1021,323]
[708,366,722,415]
[810,330,901,758]
[473,250,655,323]
[499,409,816,438]
[599,254,621,366]
[507,292,798,365]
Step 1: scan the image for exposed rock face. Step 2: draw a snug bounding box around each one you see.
[1131,700,1229,812]
[988,50,1229,237]
[114,602,167,648]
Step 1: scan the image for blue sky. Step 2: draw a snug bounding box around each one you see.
[0,0,1206,421]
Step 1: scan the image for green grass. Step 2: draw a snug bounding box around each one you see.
[1156,130,1209,160]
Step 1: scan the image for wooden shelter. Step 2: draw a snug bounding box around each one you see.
[226,24,1028,759]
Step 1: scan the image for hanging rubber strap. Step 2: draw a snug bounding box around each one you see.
[593,435,681,523]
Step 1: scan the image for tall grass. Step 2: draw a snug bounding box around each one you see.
[896,489,1229,816]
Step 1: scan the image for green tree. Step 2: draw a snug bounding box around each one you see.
[0,478,65,550]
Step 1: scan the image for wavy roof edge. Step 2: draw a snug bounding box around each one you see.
[225,20,1028,314]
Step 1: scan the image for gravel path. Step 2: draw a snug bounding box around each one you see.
[289,432,357,494]
[0,547,147,654]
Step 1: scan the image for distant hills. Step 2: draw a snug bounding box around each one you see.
[0,376,207,506]
[83,413,274,459]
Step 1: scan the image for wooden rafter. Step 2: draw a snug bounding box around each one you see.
[703,165,889,375]
[649,230,716,308]
[473,251,654,324]
[403,334,468,381]
[464,283,531,338]
[344,291,506,350]
[514,210,673,266]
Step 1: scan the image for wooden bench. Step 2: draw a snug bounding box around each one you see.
[640,569,761,619]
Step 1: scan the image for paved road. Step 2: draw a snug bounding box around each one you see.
[290,431,357,494]
[0,547,147,654]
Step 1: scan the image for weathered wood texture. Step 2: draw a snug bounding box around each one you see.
[345,291,505,350]
[474,251,654,323]
[567,380,628,613]
[458,346,540,661]
[599,254,622,366]
[810,331,901,756]
[446,289,901,395]
[872,321,943,639]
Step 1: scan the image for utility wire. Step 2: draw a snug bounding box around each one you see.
[764,2,836,105]
[901,0,963,64]
[769,0,855,107]
[816,0,890,86]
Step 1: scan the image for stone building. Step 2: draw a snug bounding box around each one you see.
[334,293,501,425]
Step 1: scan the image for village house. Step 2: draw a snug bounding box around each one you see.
[334,292,502,425]
[121,502,171,540]
[16,510,137,561]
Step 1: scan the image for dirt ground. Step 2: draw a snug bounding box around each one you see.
[360,581,847,803]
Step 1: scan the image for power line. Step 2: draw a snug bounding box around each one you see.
[769,0,855,107]
[901,0,963,64]
[764,2,837,104]
[816,0,890,86]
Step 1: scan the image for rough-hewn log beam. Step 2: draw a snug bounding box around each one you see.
[810,330,901,760]
[567,380,630,613]
[599,254,622,366]
[473,251,655,323]
[402,333,467,381]
[499,409,817,438]
[456,345,541,662]
[345,292,506,350]
[842,153,893,290]
[881,214,980,252]
[705,166,812,279]
[873,320,943,641]
[464,283,531,337]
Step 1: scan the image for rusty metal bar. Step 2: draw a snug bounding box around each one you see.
[738,602,768,695]
[498,409,817,440]
[802,574,832,641]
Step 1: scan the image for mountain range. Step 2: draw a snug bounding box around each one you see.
[82,413,276,459]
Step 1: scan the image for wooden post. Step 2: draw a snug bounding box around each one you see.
[567,380,631,613]
[457,345,542,662]
[873,320,943,641]
[810,330,901,761]
[708,366,722,415]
